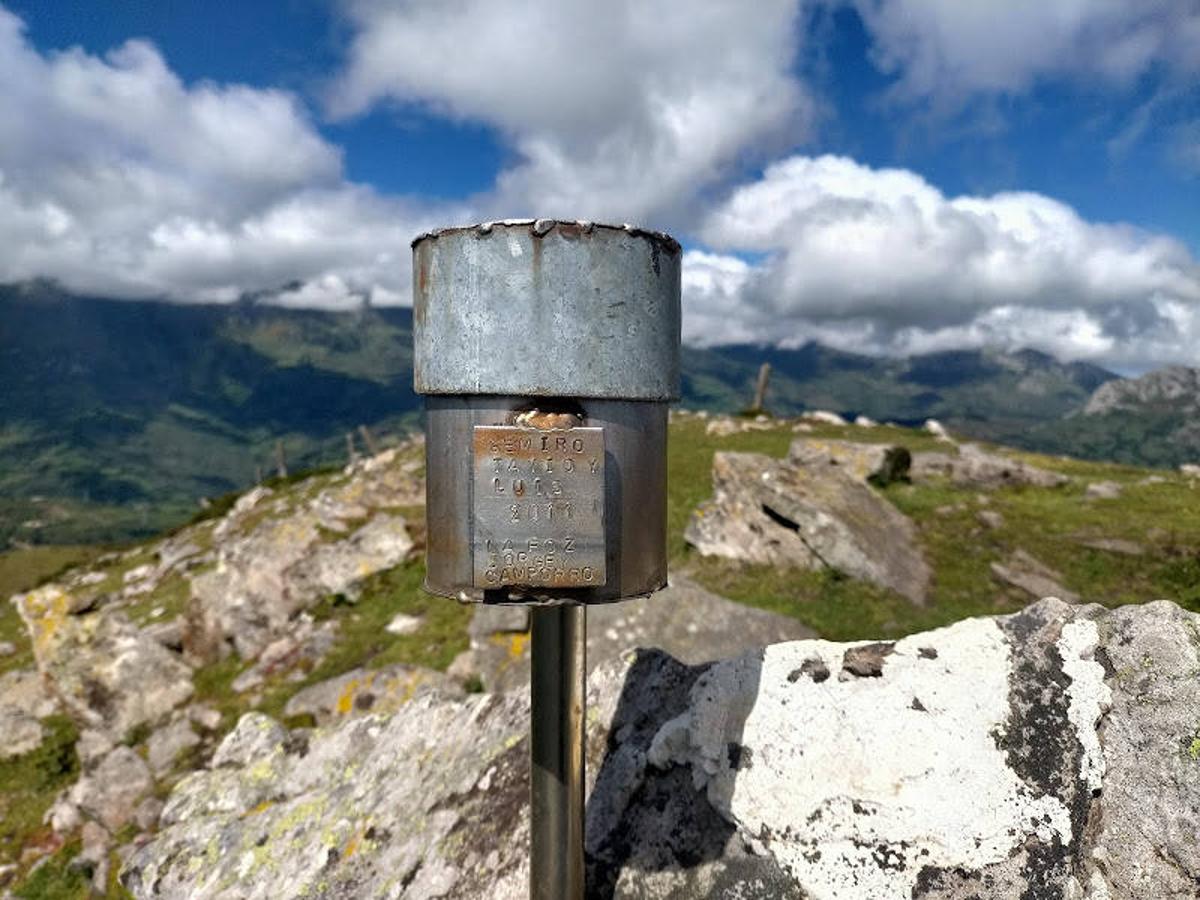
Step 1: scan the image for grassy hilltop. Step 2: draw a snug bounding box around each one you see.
[2,414,1198,896]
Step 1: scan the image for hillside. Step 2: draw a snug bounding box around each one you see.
[1,415,1198,896]
[0,286,423,546]
[1,285,1130,547]
[1004,366,1200,469]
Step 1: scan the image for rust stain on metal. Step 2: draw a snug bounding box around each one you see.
[411,219,680,255]
[413,245,430,328]
[514,410,583,431]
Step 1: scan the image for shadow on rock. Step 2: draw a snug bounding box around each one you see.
[585,648,802,899]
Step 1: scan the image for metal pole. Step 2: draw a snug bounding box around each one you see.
[530,603,586,900]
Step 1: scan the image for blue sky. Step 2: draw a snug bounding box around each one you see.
[2,1,1198,370]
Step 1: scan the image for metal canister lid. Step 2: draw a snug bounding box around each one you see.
[413,220,681,401]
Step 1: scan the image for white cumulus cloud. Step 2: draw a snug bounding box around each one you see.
[0,8,454,306]
[848,0,1200,103]
[689,155,1200,370]
[328,0,813,226]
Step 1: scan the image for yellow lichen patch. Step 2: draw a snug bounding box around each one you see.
[507,632,530,660]
[335,675,366,716]
[242,800,276,818]
[343,826,365,860]
[14,585,72,657]
[247,758,278,783]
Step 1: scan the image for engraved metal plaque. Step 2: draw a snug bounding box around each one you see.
[472,425,606,589]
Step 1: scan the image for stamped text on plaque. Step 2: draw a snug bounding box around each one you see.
[471,425,607,589]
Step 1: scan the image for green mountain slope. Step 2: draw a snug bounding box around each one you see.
[1,286,421,545]
[0,284,1157,546]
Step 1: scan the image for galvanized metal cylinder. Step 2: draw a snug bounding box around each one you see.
[413,220,681,604]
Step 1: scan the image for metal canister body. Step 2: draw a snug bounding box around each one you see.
[412,220,681,604]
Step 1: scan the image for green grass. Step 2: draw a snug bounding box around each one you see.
[0,545,104,601]
[0,545,108,676]
[670,417,1200,641]
[254,559,471,719]
[0,715,79,871]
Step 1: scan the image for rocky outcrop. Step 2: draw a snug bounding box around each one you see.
[1084,365,1200,415]
[911,442,1069,489]
[990,549,1079,603]
[188,508,413,662]
[460,575,815,693]
[14,587,194,740]
[0,668,58,758]
[68,746,154,832]
[685,451,930,604]
[787,437,911,486]
[282,663,464,725]
[124,598,1200,899]
[186,446,422,663]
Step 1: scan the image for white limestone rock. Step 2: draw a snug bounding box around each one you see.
[122,599,1200,899]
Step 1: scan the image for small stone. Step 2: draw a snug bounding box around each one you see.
[445,650,477,684]
[923,418,951,440]
[0,641,15,657]
[146,718,201,775]
[384,613,422,636]
[143,617,184,649]
[79,820,110,863]
[76,729,116,767]
[188,703,223,732]
[134,797,165,831]
[0,668,57,718]
[978,510,1005,529]
[123,564,156,585]
[912,444,1069,489]
[1085,480,1123,500]
[69,746,153,831]
[990,550,1079,603]
[0,707,44,759]
[1077,537,1145,556]
[805,410,847,426]
[45,794,82,834]
[841,642,895,678]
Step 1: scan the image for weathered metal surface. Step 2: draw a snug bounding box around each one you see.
[412,220,681,401]
[471,426,606,589]
[529,604,586,900]
[423,397,667,604]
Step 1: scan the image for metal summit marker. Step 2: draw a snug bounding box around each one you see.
[412,219,681,900]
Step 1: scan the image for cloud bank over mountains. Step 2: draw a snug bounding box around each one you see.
[689,155,1200,369]
[0,1,1197,371]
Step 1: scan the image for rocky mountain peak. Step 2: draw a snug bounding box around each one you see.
[1084,365,1200,415]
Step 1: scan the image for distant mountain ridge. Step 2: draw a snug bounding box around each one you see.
[2,283,1179,546]
[1084,366,1200,416]
[1000,365,1200,471]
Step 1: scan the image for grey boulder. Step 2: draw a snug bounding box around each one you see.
[460,575,816,693]
[685,451,930,604]
[123,597,1200,899]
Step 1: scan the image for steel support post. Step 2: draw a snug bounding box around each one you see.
[530,604,587,900]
